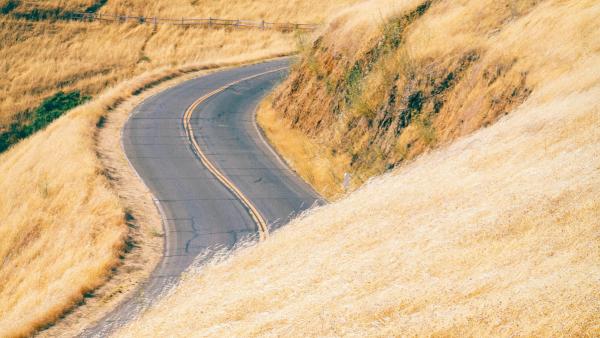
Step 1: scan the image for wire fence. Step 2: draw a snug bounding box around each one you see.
[59,12,319,32]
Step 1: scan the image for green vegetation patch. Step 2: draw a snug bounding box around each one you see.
[0,0,19,14]
[1,0,107,19]
[342,0,433,115]
[0,91,90,153]
[85,0,108,14]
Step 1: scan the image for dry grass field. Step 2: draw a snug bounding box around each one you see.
[119,55,600,336]
[122,48,600,338]
[0,19,293,128]
[0,1,359,336]
[0,56,298,338]
[4,0,358,23]
[1,0,598,336]
[117,0,600,336]
[99,0,359,23]
[260,0,599,199]
[7,0,100,12]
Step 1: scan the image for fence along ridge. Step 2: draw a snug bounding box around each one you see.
[63,11,319,31]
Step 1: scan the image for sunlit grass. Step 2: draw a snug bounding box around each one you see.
[0,1,360,336]
[120,0,600,336]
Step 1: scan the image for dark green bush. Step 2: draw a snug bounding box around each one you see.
[0,91,90,153]
[85,0,108,14]
[0,0,19,14]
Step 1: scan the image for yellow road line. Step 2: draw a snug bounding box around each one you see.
[183,67,287,241]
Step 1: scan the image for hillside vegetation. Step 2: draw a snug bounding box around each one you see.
[118,0,600,336]
[99,0,359,23]
[2,0,104,15]
[0,0,360,149]
[3,0,358,22]
[0,18,292,143]
[260,0,595,198]
[0,54,284,338]
[0,1,359,336]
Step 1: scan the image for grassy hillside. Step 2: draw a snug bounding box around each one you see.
[2,0,103,13]
[0,56,289,338]
[99,0,359,23]
[0,1,358,336]
[2,0,357,22]
[118,0,600,336]
[260,0,596,198]
[0,0,360,149]
[0,18,292,143]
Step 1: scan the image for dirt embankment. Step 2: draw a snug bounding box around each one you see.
[259,0,563,198]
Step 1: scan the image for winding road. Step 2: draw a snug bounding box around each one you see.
[80,59,321,337]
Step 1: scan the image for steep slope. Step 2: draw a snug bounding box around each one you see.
[260,0,595,198]
[0,24,292,338]
[0,1,357,336]
[117,0,600,336]
[119,52,600,337]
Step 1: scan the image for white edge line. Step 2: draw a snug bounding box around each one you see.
[117,59,291,267]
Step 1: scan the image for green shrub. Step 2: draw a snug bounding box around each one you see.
[0,0,19,14]
[85,0,108,14]
[0,91,90,153]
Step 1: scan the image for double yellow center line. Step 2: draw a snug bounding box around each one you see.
[182,67,287,241]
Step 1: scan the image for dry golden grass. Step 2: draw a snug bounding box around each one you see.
[0,1,367,335]
[262,0,599,198]
[1,0,362,129]
[0,82,127,338]
[0,1,361,335]
[99,0,360,23]
[118,0,600,336]
[9,0,99,12]
[257,100,350,198]
[119,51,600,338]
[0,55,293,338]
[2,0,597,336]
[0,18,295,128]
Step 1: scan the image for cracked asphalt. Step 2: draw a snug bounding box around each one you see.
[79,59,321,337]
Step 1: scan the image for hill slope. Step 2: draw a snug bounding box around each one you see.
[0,18,292,146]
[117,0,600,336]
[260,0,597,198]
[0,1,357,336]
[0,0,361,151]
[99,0,359,22]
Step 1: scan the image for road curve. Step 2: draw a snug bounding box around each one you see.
[80,59,321,337]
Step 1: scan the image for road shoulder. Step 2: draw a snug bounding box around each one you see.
[37,58,287,337]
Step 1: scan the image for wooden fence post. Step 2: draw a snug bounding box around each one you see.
[209,17,212,28]
[154,16,157,29]
[181,17,184,25]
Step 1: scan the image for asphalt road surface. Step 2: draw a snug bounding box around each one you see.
[79,59,321,337]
